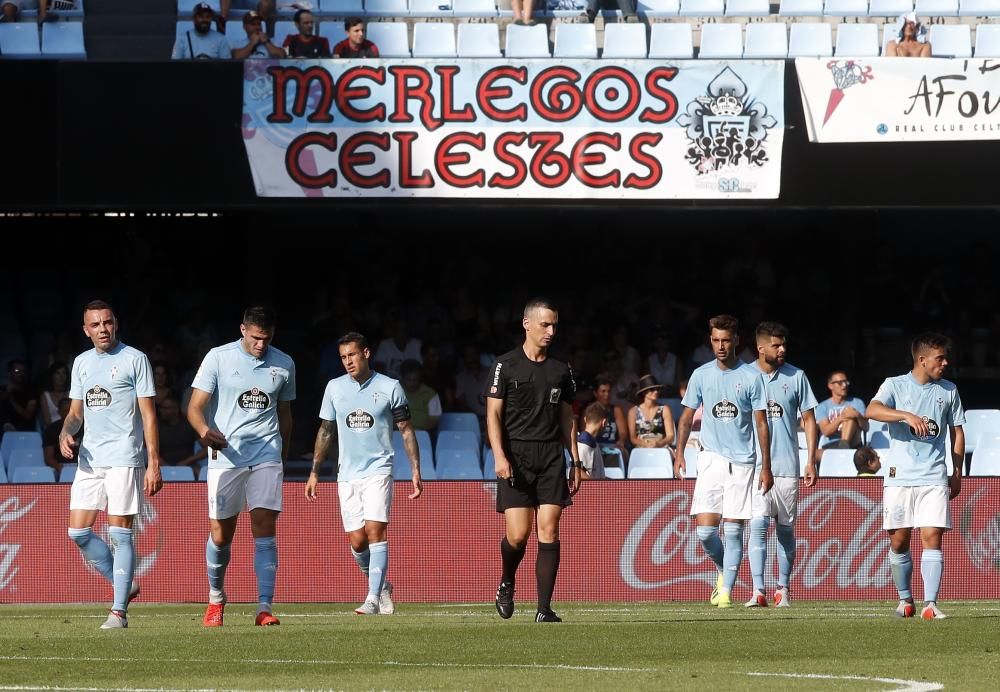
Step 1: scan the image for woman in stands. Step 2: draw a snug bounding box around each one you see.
[886,12,931,57]
[40,361,69,427]
[627,374,675,452]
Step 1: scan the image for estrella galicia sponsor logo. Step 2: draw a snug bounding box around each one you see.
[85,385,112,410]
[767,400,784,419]
[912,417,940,441]
[238,387,270,411]
[712,399,738,421]
[347,409,374,432]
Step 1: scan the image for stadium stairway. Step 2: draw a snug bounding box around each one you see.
[84,0,177,59]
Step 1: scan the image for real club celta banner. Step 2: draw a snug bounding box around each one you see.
[797,57,1000,143]
[242,59,784,199]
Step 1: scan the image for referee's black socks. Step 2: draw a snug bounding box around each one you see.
[501,537,527,585]
[536,540,561,611]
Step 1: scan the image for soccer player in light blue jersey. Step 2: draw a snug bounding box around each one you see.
[306,332,423,616]
[745,322,819,608]
[674,314,772,609]
[867,332,965,620]
[61,300,163,630]
[187,306,295,628]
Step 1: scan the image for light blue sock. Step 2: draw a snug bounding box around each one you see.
[254,536,278,611]
[352,546,370,576]
[205,536,231,599]
[889,549,913,601]
[108,527,134,613]
[748,516,769,593]
[775,522,796,589]
[696,525,724,572]
[722,522,744,592]
[368,541,388,600]
[68,527,113,581]
[921,549,943,603]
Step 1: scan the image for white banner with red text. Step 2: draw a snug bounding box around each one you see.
[242,60,784,199]
[797,57,1000,143]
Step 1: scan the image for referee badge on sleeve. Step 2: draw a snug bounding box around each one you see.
[549,388,561,404]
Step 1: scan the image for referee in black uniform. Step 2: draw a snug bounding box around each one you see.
[486,297,582,623]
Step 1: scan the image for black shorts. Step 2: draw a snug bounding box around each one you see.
[496,440,572,513]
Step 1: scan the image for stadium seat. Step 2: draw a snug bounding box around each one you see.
[412,22,456,56]
[410,0,455,15]
[482,447,495,479]
[636,0,680,16]
[779,0,824,14]
[681,445,698,478]
[744,22,788,58]
[435,430,480,462]
[600,446,625,472]
[969,447,1000,475]
[41,21,86,59]
[602,22,648,58]
[627,448,674,479]
[271,21,298,49]
[975,432,1000,450]
[796,429,807,449]
[319,0,367,16]
[835,22,879,56]
[199,465,210,481]
[869,0,912,13]
[58,465,76,483]
[11,466,55,483]
[393,429,434,465]
[726,0,770,14]
[698,22,743,58]
[679,0,725,14]
[6,447,45,473]
[554,22,598,58]
[457,22,501,56]
[604,465,625,479]
[226,20,251,48]
[818,449,857,477]
[438,412,481,446]
[975,23,1000,55]
[161,466,196,482]
[505,23,550,57]
[452,0,500,16]
[434,449,482,479]
[319,21,348,46]
[930,24,971,57]
[0,463,6,483]
[964,409,1000,452]
[916,0,958,13]
[867,420,888,435]
[392,449,437,480]
[1,431,43,469]
[0,22,41,58]
[659,398,683,426]
[648,22,693,58]
[365,0,411,17]
[824,0,869,15]
[868,431,890,449]
[961,0,1000,14]
[788,22,833,58]
[365,21,410,56]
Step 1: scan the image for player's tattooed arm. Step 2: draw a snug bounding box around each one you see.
[311,419,336,476]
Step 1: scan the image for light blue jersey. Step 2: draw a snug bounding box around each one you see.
[682,360,767,466]
[192,340,296,469]
[750,361,818,478]
[872,373,964,487]
[70,342,155,468]
[171,29,231,60]
[319,372,409,481]
[815,397,867,447]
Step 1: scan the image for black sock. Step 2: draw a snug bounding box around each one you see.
[500,537,526,585]
[536,540,561,611]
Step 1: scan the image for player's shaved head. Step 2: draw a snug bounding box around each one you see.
[911,332,951,359]
[756,321,788,344]
[524,297,558,319]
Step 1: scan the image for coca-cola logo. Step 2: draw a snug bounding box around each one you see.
[0,497,37,591]
[767,400,784,419]
[712,400,737,420]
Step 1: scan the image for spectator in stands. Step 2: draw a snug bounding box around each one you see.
[584,0,635,23]
[602,350,639,413]
[172,3,232,60]
[217,0,277,36]
[648,332,683,398]
[1,359,38,432]
[816,370,868,450]
[232,11,285,60]
[399,359,441,432]
[511,0,537,26]
[44,397,75,475]
[374,318,421,379]
[0,0,55,25]
[627,374,675,451]
[454,343,488,420]
[610,325,641,376]
[333,17,379,58]
[886,12,931,58]
[420,342,455,412]
[152,362,176,409]
[283,9,332,59]
[577,402,607,480]
[157,394,206,475]
[39,361,69,428]
[854,446,881,476]
[588,377,628,467]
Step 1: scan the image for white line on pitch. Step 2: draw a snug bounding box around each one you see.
[747,672,944,691]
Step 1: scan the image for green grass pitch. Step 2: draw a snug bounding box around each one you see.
[2,602,999,690]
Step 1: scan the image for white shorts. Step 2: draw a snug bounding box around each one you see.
[883,485,951,531]
[207,462,283,520]
[70,464,143,517]
[338,473,393,532]
[690,451,755,520]
[752,476,799,525]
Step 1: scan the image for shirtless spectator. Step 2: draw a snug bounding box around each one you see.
[886,12,931,57]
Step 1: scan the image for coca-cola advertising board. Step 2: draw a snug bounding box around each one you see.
[2,480,998,603]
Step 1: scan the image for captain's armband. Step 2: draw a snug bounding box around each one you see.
[392,405,411,423]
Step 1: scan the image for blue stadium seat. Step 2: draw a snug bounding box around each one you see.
[930,23,971,57]
[435,449,482,479]
[392,449,437,480]
[961,0,1000,14]
[602,22,647,58]
[393,429,433,466]
[366,21,410,56]
[744,22,787,58]
[438,413,481,447]
[628,448,673,478]
[819,449,857,477]
[482,447,495,479]
[679,0,724,14]
[796,429,807,449]
[0,463,7,484]
[452,0,499,16]
[917,0,958,13]
[1,431,43,469]
[435,430,479,462]
[0,23,41,59]
[41,20,86,59]
[975,23,1000,55]
[629,465,674,479]
[636,0,680,16]
[681,445,698,478]
[554,22,597,58]
[11,466,55,483]
[271,21,298,48]
[58,465,77,483]
[319,20,348,46]
[409,0,455,16]
[869,0,911,14]
[226,20,250,48]
[199,465,210,481]
[868,431,890,449]
[162,466,196,482]
[824,0,869,15]
[969,447,1000,476]
[975,432,1000,450]
[319,0,368,16]
[6,447,45,473]
[412,21,455,56]
[648,21,693,58]
[604,465,624,479]
[505,23,550,57]
[779,0,824,14]
[698,22,743,58]
[726,0,770,14]
[835,22,879,55]
[365,0,411,17]
[457,21,500,56]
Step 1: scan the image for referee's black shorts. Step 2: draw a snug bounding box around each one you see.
[496,440,572,513]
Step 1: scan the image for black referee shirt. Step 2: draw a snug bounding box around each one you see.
[485,347,576,442]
